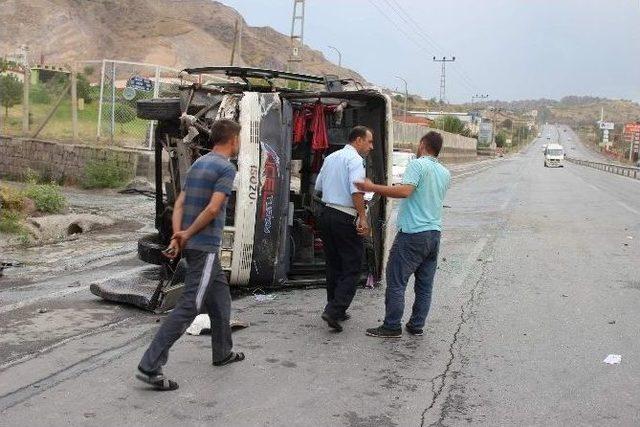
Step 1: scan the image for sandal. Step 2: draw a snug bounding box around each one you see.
[135,369,179,391]
[213,351,245,366]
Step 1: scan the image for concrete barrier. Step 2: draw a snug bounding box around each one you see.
[393,121,477,163]
[0,136,155,185]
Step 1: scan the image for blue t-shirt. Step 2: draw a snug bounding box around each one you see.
[396,156,451,233]
[182,152,236,252]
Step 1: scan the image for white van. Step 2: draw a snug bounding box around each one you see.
[391,150,416,184]
[544,143,564,167]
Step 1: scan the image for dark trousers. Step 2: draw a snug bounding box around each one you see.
[384,230,440,330]
[139,249,233,374]
[319,207,364,318]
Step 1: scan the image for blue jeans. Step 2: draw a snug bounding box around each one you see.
[383,230,441,330]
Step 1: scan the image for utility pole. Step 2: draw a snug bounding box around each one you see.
[229,19,241,66]
[328,45,342,67]
[433,56,455,103]
[21,45,30,134]
[395,76,408,123]
[489,106,502,148]
[288,0,305,75]
[71,65,78,141]
[471,94,489,105]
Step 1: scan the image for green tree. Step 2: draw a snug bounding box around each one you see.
[435,115,471,137]
[500,118,512,129]
[495,132,507,148]
[0,74,23,118]
[76,74,94,103]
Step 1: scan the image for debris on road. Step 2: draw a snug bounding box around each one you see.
[0,261,23,277]
[119,178,156,198]
[254,290,277,302]
[603,354,622,365]
[186,314,250,335]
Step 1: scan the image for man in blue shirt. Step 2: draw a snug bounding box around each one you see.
[356,131,451,338]
[136,119,245,391]
[315,126,373,332]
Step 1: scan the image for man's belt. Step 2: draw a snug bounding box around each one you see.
[325,203,357,217]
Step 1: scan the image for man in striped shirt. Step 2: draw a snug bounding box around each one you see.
[136,119,244,391]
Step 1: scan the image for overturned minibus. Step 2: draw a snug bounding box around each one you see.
[91,67,395,311]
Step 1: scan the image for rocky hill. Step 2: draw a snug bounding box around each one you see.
[0,0,364,80]
[467,96,640,126]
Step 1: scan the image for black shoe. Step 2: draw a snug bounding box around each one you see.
[405,324,424,336]
[321,312,343,332]
[339,313,351,321]
[365,325,402,338]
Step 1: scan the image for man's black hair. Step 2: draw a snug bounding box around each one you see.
[210,119,241,146]
[420,131,443,157]
[348,125,373,142]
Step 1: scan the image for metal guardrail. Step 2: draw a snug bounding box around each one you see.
[565,157,640,180]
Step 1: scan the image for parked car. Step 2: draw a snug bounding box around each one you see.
[391,150,416,184]
[91,67,395,311]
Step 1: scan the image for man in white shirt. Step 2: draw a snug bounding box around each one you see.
[315,126,374,332]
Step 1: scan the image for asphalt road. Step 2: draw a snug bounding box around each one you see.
[1,134,639,426]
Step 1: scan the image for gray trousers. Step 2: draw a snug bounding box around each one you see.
[139,249,233,374]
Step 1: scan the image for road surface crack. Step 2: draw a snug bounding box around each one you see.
[419,267,488,427]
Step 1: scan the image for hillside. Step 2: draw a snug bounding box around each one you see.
[0,0,364,81]
[466,96,640,126]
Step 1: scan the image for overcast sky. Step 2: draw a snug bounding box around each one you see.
[219,0,640,103]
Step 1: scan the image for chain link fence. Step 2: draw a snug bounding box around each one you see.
[96,60,182,148]
[0,59,183,148]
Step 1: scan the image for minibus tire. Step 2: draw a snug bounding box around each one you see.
[137,98,181,120]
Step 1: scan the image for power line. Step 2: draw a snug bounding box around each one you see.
[367,0,476,98]
[378,0,481,93]
[383,0,479,89]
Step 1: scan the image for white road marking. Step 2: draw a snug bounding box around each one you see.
[617,201,640,215]
[448,238,489,290]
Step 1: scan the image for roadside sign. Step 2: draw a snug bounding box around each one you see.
[126,75,154,92]
[599,122,615,130]
[122,86,136,100]
[624,123,640,133]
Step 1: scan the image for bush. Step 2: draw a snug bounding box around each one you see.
[0,210,24,234]
[82,154,132,189]
[77,74,94,104]
[0,185,25,211]
[22,168,40,184]
[435,115,472,137]
[495,133,507,148]
[23,183,66,214]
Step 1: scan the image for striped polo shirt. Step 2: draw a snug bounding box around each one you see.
[182,152,236,253]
